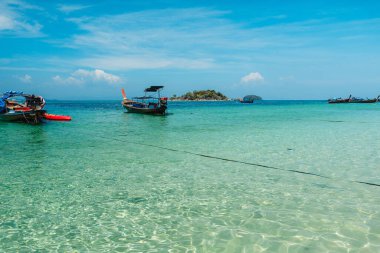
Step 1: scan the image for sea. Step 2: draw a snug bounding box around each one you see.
[1,100,380,252]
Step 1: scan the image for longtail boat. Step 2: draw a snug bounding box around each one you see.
[121,86,168,115]
[0,91,46,123]
[328,95,351,104]
[0,91,71,124]
[349,96,380,103]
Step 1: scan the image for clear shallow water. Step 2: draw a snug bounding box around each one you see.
[1,100,380,252]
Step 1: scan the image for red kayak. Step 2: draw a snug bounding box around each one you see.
[43,113,72,121]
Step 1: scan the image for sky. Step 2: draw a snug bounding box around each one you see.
[1,0,380,99]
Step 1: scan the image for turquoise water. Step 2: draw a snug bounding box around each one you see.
[1,101,380,252]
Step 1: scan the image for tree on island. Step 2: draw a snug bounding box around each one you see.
[171,90,228,101]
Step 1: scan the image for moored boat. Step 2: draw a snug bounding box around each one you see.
[328,95,380,104]
[348,96,380,103]
[328,95,351,104]
[0,91,72,123]
[121,86,168,115]
[0,91,46,123]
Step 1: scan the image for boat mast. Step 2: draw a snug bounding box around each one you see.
[158,88,161,105]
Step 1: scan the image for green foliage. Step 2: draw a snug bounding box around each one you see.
[171,90,228,100]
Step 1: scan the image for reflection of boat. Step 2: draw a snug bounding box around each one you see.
[121,86,168,115]
[349,96,380,103]
[0,91,46,123]
[328,95,351,104]
[0,91,72,123]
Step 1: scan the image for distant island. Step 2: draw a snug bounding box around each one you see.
[240,95,262,103]
[170,90,228,101]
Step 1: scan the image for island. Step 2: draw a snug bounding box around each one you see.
[170,90,228,101]
[240,95,262,103]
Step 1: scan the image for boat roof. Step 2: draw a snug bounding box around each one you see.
[1,91,24,100]
[133,96,154,99]
[1,91,41,100]
[144,86,164,92]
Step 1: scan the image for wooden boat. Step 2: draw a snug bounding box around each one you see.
[349,96,380,103]
[0,91,46,123]
[328,95,351,104]
[0,91,72,123]
[121,86,168,115]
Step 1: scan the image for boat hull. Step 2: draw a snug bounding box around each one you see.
[328,99,350,104]
[349,99,378,103]
[123,104,167,115]
[0,110,46,123]
[329,99,378,104]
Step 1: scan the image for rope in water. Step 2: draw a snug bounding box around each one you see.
[96,134,380,188]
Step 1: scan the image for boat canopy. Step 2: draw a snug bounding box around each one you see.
[133,96,154,99]
[144,86,164,92]
[1,91,41,100]
[1,91,46,112]
[1,91,24,113]
[2,91,24,100]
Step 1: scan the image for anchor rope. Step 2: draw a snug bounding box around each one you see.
[95,134,380,188]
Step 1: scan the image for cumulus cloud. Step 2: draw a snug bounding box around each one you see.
[18,74,32,83]
[52,75,82,85]
[241,72,264,83]
[52,69,121,85]
[73,69,121,83]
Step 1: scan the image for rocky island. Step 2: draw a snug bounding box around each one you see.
[170,90,228,101]
[240,95,262,103]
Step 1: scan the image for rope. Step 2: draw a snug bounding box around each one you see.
[95,134,380,188]
[22,111,30,124]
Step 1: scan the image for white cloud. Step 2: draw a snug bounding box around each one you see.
[0,15,14,30]
[52,69,121,85]
[58,4,90,14]
[62,8,232,70]
[241,72,264,83]
[30,7,372,73]
[73,69,121,83]
[0,0,43,37]
[18,74,32,83]
[52,75,82,85]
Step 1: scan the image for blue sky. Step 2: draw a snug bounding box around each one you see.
[1,0,380,99]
